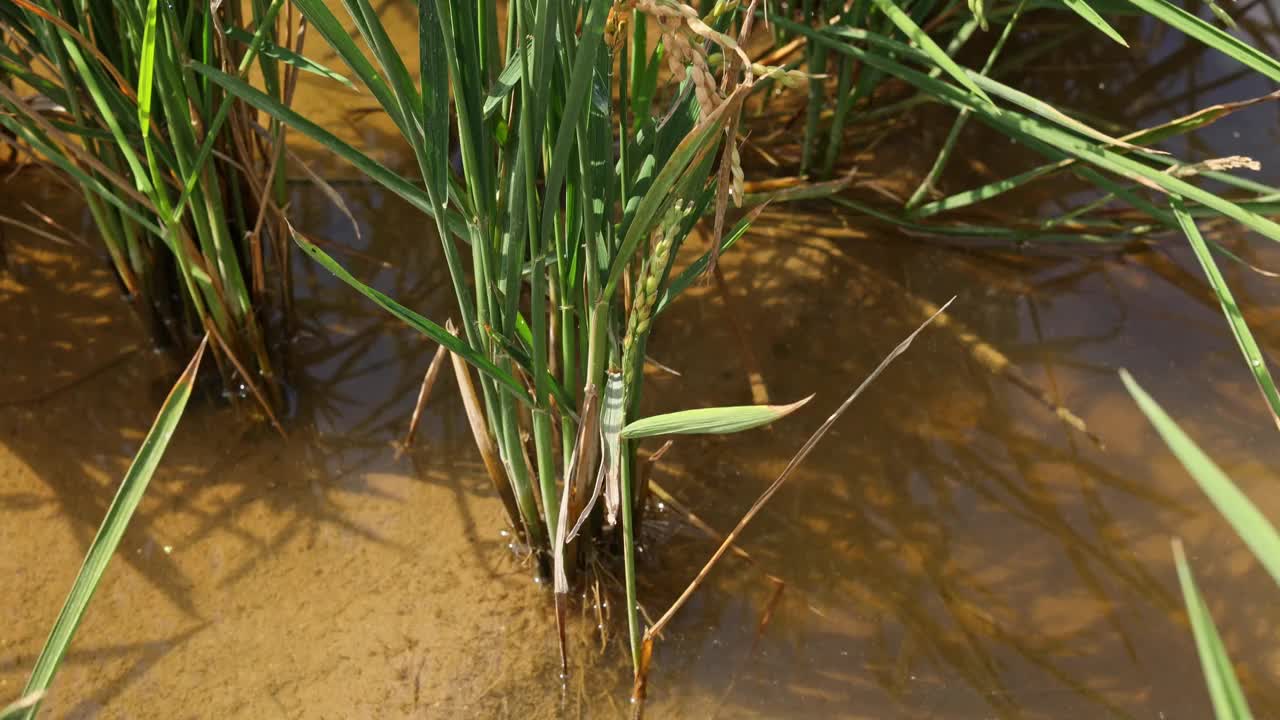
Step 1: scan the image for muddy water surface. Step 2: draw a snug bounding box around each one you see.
[3,5,1280,719]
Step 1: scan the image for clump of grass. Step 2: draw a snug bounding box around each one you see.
[0,1,302,416]
[760,0,1280,430]
[203,0,816,678]
[760,0,1279,256]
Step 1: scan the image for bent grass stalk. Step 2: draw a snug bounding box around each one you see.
[633,297,955,702]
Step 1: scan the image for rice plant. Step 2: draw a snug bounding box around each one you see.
[0,1,298,416]
[199,0,823,677]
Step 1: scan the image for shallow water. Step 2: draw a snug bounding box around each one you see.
[3,5,1280,719]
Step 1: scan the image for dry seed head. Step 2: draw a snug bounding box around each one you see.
[729,145,744,206]
[1169,154,1262,177]
[668,55,688,81]
[636,1,751,263]
[637,0,753,115]
[1204,155,1261,172]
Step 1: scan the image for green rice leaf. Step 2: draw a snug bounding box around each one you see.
[288,0,408,133]
[418,0,450,204]
[1171,539,1255,720]
[18,339,207,719]
[0,116,163,236]
[135,0,159,139]
[868,0,992,104]
[620,396,812,439]
[1170,197,1280,428]
[782,21,1280,244]
[1061,0,1128,46]
[1126,0,1280,83]
[222,26,355,89]
[165,0,287,225]
[970,69,1155,152]
[540,0,612,281]
[343,0,422,147]
[483,38,527,118]
[1120,370,1280,588]
[825,23,1150,154]
[289,229,532,405]
[914,91,1280,218]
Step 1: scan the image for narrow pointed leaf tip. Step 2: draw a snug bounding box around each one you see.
[18,338,206,717]
[1120,369,1280,589]
[620,395,813,439]
[1171,539,1255,720]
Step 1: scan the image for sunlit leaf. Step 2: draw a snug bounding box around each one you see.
[1120,370,1280,588]
[1171,539,1255,720]
[1061,0,1128,46]
[621,396,812,439]
[18,340,207,719]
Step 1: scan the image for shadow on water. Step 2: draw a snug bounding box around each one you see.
[632,214,1280,717]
